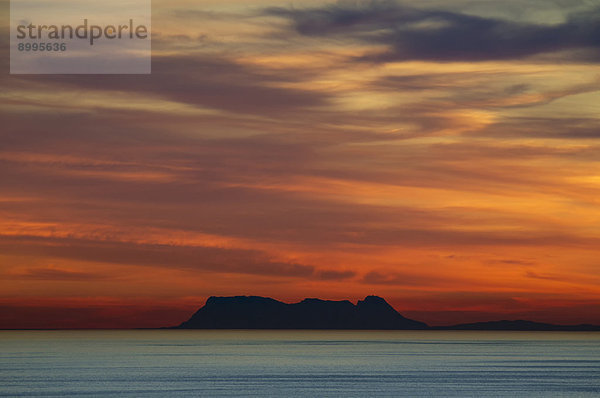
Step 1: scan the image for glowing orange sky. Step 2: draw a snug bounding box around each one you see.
[1,0,600,328]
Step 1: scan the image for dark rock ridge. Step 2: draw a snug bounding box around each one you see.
[175,295,600,331]
[177,295,428,330]
[438,320,600,331]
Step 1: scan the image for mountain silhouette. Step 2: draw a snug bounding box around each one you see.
[439,320,600,331]
[177,295,428,329]
[175,295,600,331]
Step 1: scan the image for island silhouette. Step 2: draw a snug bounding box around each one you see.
[174,295,600,331]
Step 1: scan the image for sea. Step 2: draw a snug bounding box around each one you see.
[1,330,599,397]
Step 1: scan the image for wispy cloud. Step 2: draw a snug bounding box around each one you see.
[0,234,356,281]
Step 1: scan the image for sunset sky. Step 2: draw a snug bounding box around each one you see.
[1,0,600,328]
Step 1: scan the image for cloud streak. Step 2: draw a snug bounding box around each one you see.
[0,234,354,281]
[267,1,600,62]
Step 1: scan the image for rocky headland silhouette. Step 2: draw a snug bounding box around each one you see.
[175,295,600,331]
[177,295,427,329]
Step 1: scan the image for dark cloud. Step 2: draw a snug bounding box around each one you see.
[0,27,8,73]
[361,270,468,287]
[169,8,249,21]
[368,73,600,113]
[266,1,600,62]
[492,259,536,266]
[351,227,598,248]
[315,269,356,281]
[0,235,354,281]
[11,267,107,281]
[372,72,488,91]
[479,117,600,140]
[3,53,327,116]
[525,270,562,281]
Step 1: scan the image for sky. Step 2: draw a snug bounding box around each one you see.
[1,0,600,328]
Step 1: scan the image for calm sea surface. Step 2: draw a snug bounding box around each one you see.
[1,330,599,397]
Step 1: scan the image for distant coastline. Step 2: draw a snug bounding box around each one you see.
[174,295,600,331]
